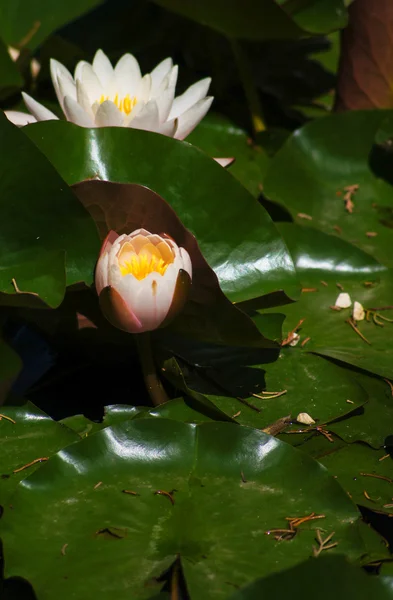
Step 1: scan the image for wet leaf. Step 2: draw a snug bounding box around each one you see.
[25,121,299,305]
[1,419,367,599]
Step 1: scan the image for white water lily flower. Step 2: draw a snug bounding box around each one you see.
[353,301,365,321]
[96,229,192,333]
[6,49,213,140]
[335,292,352,309]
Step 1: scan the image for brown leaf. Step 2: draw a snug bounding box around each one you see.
[73,181,273,347]
[336,0,393,110]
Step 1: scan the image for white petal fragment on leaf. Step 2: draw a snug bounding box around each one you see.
[335,292,352,309]
[353,301,365,321]
[296,412,315,425]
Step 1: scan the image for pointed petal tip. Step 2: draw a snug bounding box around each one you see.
[214,157,235,168]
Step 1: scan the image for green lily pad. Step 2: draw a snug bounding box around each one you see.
[187,113,268,197]
[264,110,393,267]
[159,336,367,432]
[0,38,22,96]
[1,419,367,599]
[0,112,100,306]
[0,402,79,502]
[327,372,393,448]
[262,224,393,380]
[320,444,393,515]
[60,405,147,437]
[152,0,303,40]
[25,121,298,304]
[229,555,393,600]
[0,0,103,50]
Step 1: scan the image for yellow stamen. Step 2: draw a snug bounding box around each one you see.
[99,93,137,115]
[119,253,170,280]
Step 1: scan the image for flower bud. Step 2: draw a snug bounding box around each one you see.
[95,229,192,333]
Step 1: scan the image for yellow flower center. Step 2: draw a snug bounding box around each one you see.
[119,253,170,280]
[99,93,137,115]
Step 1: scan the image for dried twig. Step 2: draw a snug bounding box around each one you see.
[13,457,48,473]
[346,318,371,345]
[313,530,337,557]
[0,414,16,424]
[282,318,305,347]
[343,184,359,213]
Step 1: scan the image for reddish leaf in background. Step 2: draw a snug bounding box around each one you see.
[72,181,275,348]
[336,0,393,110]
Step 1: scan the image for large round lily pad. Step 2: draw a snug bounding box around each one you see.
[25,121,298,304]
[1,419,367,599]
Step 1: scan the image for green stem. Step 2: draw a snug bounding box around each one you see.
[231,39,266,134]
[136,332,169,407]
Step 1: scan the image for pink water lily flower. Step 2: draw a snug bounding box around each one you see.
[96,229,192,333]
[6,49,213,140]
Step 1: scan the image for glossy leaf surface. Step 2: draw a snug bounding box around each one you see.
[2,420,366,599]
[25,121,298,304]
[264,111,393,267]
[0,112,100,306]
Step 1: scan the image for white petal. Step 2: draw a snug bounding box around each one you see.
[22,92,59,122]
[76,80,95,118]
[214,157,235,168]
[114,53,141,97]
[155,65,178,123]
[179,247,192,278]
[95,252,109,294]
[50,58,76,107]
[130,228,151,238]
[78,64,103,104]
[156,118,178,137]
[56,73,77,113]
[92,49,114,88]
[63,96,95,127]
[174,96,213,140]
[4,110,37,126]
[150,57,173,94]
[136,74,152,103]
[128,100,160,132]
[94,101,124,126]
[115,271,176,331]
[74,60,90,82]
[169,77,211,120]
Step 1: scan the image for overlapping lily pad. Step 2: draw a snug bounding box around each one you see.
[0,112,100,306]
[263,110,393,267]
[229,555,393,600]
[187,113,268,197]
[0,38,22,97]
[0,0,103,50]
[0,402,79,502]
[1,419,368,599]
[320,444,393,516]
[25,121,299,304]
